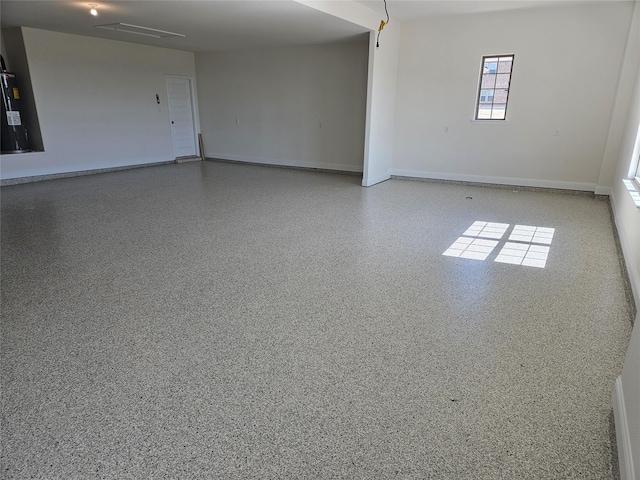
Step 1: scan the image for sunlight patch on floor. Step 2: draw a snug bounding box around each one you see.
[509,225,555,244]
[495,242,550,268]
[443,221,555,268]
[442,237,499,260]
[463,221,510,239]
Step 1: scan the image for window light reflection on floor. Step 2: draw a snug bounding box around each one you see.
[442,237,499,260]
[463,221,510,239]
[443,221,555,268]
[509,225,555,244]
[495,242,550,268]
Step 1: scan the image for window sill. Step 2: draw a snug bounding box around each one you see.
[470,119,508,124]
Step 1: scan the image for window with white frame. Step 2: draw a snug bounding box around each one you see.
[622,125,640,208]
[632,123,640,187]
[475,55,514,120]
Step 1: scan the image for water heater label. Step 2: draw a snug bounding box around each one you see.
[6,111,21,126]
[12,88,20,99]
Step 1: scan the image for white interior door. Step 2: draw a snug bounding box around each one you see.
[166,76,196,158]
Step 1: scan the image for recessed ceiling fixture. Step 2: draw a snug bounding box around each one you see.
[89,4,98,16]
[96,23,186,39]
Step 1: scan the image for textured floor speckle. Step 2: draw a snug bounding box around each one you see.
[1,161,633,479]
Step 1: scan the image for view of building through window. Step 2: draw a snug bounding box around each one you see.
[476,55,514,120]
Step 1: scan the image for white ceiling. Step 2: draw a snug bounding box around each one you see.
[0,1,371,52]
[357,0,627,21]
[0,1,622,52]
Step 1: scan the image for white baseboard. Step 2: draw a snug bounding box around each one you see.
[0,160,174,186]
[595,185,613,196]
[362,172,391,187]
[389,169,596,192]
[610,193,640,309]
[174,156,202,164]
[208,153,363,173]
[613,376,636,480]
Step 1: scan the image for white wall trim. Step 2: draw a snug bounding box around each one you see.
[0,155,172,181]
[0,159,175,186]
[362,172,391,187]
[469,119,509,125]
[595,185,613,196]
[610,192,640,308]
[361,31,376,188]
[613,376,636,480]
[207,153,363,173]
[389,169,596,192]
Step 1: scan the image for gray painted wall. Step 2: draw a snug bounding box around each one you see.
[611,3,640,478]
[390,2,634,191]
[195,40,369,173]
[0,28,197,180]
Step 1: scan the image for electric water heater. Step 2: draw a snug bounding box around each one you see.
[1,55,30,153]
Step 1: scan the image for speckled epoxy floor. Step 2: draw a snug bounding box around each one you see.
[1,161,634,479]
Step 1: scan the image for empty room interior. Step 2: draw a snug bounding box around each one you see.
[1,0,640,478]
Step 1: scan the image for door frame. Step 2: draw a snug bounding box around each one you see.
[165,75,201,159]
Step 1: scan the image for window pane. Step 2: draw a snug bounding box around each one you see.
[494,89,509,103]
[484,58,498,74]
[480,89,495,102]
[477,107,492,119]
[491,105,506,119]
[498,59,512,73]
[481,75,496,89]
[495,74,511,89]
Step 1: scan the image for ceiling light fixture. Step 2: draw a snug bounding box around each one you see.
[89,4,98,16]
[96,23,186,39]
